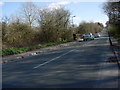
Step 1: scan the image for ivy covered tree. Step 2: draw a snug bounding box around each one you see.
[103,0,120,39]
[103,1,120,25]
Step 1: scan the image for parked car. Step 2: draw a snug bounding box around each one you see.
[94,33,100,38]
[83,33,94,41]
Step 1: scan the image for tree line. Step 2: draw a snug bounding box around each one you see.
[1,2,104,49]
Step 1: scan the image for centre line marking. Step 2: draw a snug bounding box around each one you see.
[33,49,75,69]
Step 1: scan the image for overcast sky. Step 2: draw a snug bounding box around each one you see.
[0,0,109,26]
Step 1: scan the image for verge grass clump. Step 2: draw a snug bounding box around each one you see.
[2,40,71,56]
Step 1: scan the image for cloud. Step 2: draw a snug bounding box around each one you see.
[72,17,81,25]
[0,1,4,6]
[48,3,60,9]
[48,1,70,9]
[93,19,108,26]
[47,0,106,10]
[68,0,106,3]
[56,1,70,5]
[1,0,118,2]
[73,17,81,21]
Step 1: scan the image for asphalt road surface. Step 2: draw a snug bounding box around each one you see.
[2,28,119,88]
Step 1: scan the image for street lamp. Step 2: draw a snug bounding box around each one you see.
[71,16,76,34]
[72,16,76,27]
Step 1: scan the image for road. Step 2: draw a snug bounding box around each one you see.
[2,28,119,88]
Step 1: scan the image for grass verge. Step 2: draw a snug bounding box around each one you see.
[1,40,72,56]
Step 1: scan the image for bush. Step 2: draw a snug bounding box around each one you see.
[2,21,37,48]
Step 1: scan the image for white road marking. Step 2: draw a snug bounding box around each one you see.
[33,49,75,69]
[33,39,97,69]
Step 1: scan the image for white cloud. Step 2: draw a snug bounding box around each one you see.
[73,17,81,21]
[56,1,70,5]
[71,0,106,3]
[72,16,81,25]
[93,19,108,26]
[48,3,60,9]
[47,0,107,10]
[48,1,70,9]
[0,1,4,6]
[1,0,119,2]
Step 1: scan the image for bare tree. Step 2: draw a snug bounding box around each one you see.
[20,2,38,28]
